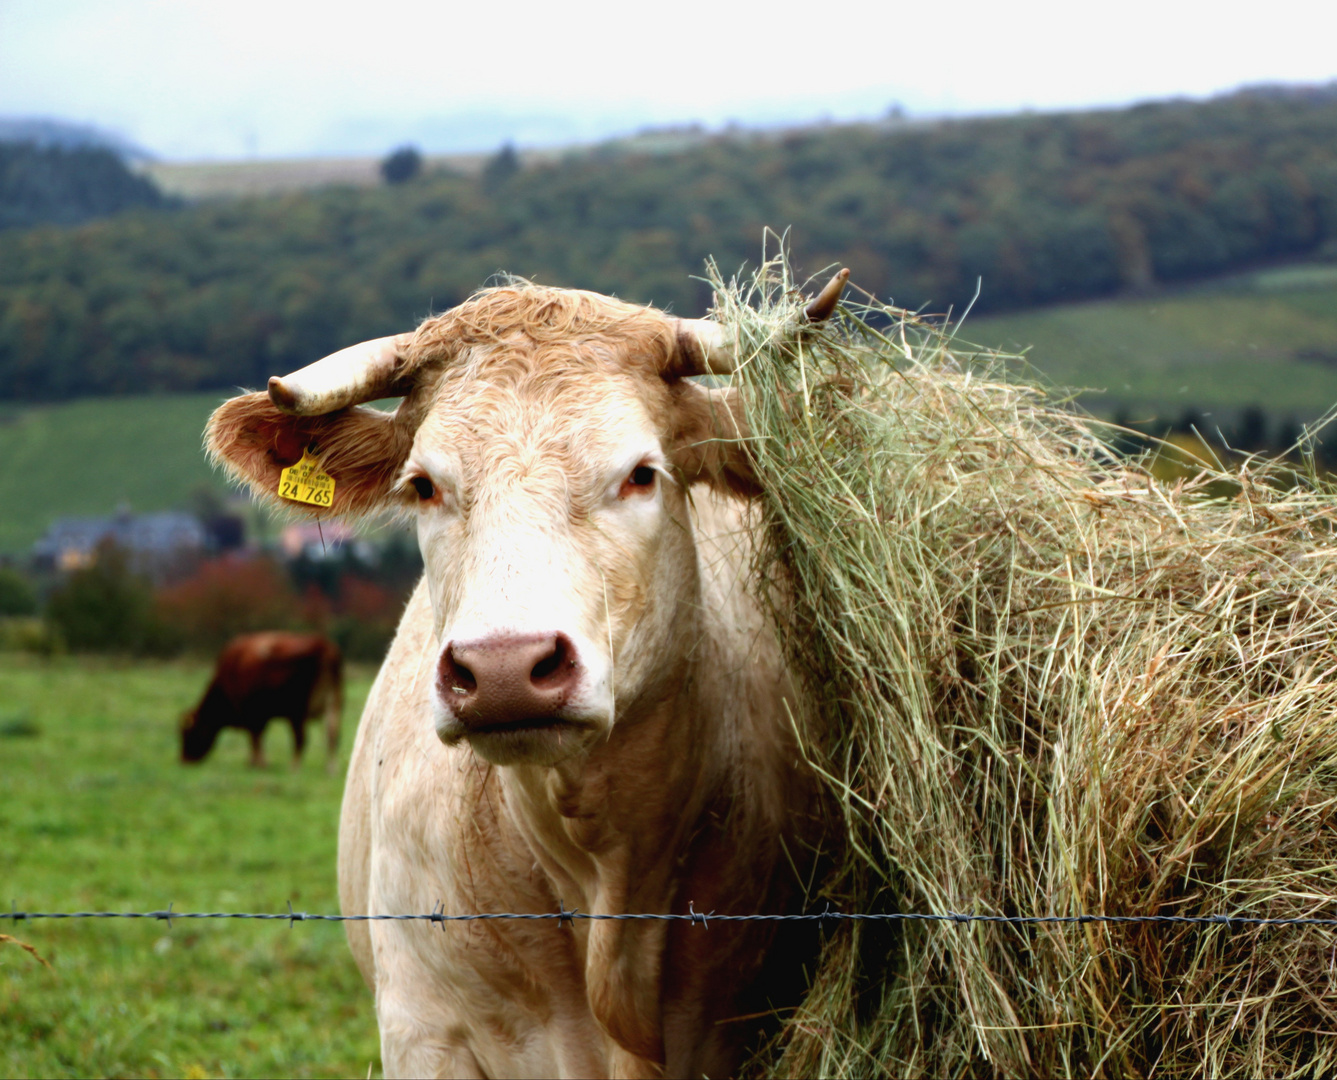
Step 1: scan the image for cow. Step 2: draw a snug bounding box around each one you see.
[180,631,343,769]
[205,269,849,1078]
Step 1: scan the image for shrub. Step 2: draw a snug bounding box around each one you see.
[380,145,422,185]
[154,554,298,653]
[45,545,178,655]
[0,566,37,616]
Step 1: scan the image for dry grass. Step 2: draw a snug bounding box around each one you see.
[0,934,51,972]
[713,253,1337,1078]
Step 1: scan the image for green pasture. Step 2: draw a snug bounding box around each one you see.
[968,263,1337,422]
[0,393,233,555]
[0,654,381,1079]
[3,262,1337,561]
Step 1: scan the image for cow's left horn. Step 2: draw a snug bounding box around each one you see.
[267,333,414,416]
[803,267,850,323]
[670,268,850,378]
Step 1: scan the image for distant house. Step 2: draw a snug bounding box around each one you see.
[33,510,207,574]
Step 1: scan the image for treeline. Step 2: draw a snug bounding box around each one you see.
[0,536,422,661]
[4,86,1337,401]
[0,142,168,232]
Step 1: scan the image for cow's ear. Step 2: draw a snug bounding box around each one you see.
[666,381,759,498]
[206,392,412,516]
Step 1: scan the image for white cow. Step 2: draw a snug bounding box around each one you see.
[207,271,847,1078]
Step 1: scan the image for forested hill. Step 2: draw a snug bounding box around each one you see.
[4,86,1337,402]
[0,142,168,231]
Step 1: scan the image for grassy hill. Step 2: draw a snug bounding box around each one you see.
[7,87,1337,404]
[0,393,233,554]
[3,261,1337,557]
[969,262,1337,426]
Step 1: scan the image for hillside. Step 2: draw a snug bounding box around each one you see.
[4,86,1337,403]
[3,262,1336,556]
[0,142,168,231]
[969,262,1337,426]
[0,393,231,553]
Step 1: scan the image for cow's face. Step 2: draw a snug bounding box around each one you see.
[207,287,755,768]
[179,708,216,762]
[404,338,706,764]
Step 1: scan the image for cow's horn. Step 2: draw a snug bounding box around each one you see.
[803,267,850,323]
[672,318,737,376]
[670,268,850,377]
[267,334,413,415]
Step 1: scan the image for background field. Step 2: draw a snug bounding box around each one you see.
[0,393,240,554]
[0,654,381,1079]
[4,261,1337,557]
[969,262,1337,421]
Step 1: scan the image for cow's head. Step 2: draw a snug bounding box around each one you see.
[180,708,216,762]
[207,275,846,767]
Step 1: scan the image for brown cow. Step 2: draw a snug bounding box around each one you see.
[180,631,342,768]
[205,271,848,1078]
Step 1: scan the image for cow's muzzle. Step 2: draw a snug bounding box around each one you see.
[438,632,582,735]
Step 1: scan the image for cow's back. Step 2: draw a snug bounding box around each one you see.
[216,632,321,698]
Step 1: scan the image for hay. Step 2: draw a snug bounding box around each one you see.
[711,254,1337,1078]
[0,933,52,971]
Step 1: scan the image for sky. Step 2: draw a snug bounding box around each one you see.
[1,0,1336,161]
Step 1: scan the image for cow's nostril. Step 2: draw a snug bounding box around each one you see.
[532,633,569,684]
[445,648,477,694]
[530,634,573,686]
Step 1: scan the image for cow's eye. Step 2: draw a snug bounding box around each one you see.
[619,464,657,499]
[410,476,435,500]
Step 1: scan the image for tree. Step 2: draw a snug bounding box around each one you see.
[483,142,520,186]
[0,566,37,615]
[380,145,423,185]
[45,544,178,654]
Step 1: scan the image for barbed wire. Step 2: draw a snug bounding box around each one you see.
[10,902,1337,930]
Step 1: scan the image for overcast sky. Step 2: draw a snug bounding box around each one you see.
[2,0,1335,160]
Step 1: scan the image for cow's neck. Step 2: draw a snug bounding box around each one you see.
[498,664,720,1068]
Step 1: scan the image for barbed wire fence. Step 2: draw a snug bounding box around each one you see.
[10,903,1337,930]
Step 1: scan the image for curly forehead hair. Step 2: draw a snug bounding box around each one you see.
[404,285,679,372]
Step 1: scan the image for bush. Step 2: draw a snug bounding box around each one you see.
[154,554,299,653]
[380,145,422,185]
[0,566,37,615]
[45,545,178,655]
[0,617,61,655]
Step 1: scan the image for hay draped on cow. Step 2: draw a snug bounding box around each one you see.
[717,255,1337,1078]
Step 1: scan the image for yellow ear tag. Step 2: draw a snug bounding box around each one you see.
[278,450,336,508]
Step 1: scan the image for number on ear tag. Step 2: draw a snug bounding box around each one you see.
[278,451,336,508]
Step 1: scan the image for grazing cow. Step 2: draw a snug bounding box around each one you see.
[205,270,848,1078]
[181,631,343,768]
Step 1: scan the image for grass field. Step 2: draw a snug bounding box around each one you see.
[0,653,382,1079]
[4,261,1337,559]
[968,262,1337,422]
[0,393,235,555]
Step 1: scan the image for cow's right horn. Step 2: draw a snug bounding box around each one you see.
[267,333,414,416]
[672,318,737,377]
